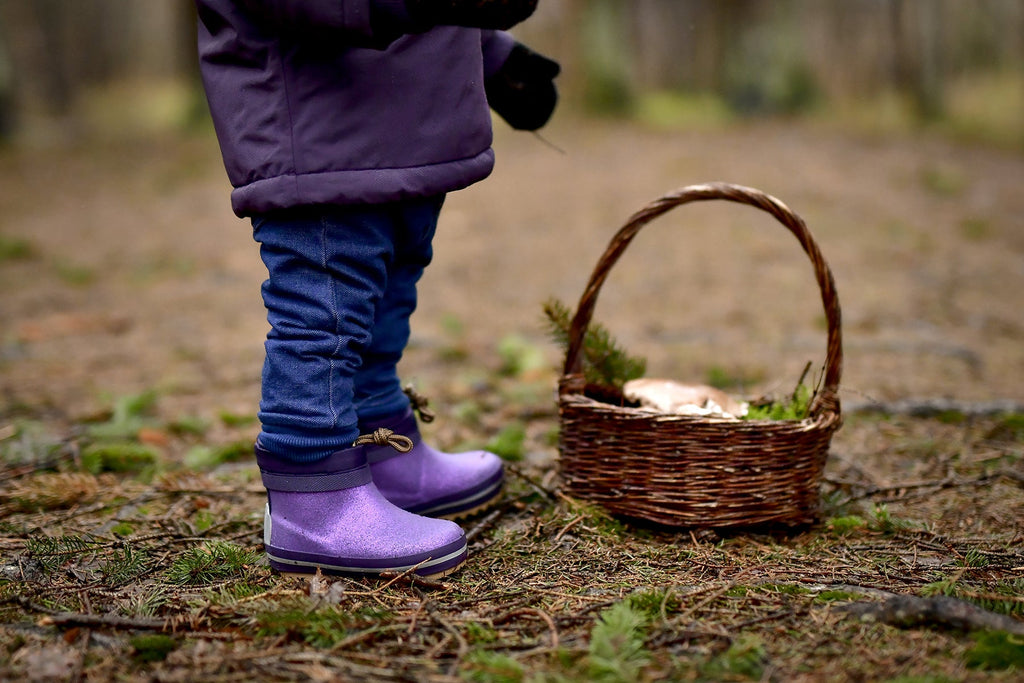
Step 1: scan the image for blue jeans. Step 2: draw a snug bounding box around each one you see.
[252,197,443,462]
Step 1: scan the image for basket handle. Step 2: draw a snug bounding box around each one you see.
[561,182,843,418]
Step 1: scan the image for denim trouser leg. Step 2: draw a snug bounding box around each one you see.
[253,198,442,462]
[353,203,439,422]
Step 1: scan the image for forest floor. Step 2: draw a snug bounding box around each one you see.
[1,116,1023,681]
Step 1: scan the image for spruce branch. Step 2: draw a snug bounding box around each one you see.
[543,298,646,389]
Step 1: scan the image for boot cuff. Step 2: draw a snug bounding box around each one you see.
[255,444,371,492]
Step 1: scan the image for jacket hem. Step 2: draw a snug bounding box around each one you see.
[229,150,496,218]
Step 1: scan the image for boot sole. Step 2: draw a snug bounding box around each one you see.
[276,556,466,582]
[411,476,505,520]
[442,492,503,521]
[266,542,467,580]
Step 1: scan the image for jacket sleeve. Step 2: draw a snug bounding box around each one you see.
[237,0,419,46]
[480,30,516,79]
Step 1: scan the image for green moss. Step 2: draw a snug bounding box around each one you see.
[965,631,1024,671]
[130,634,177,663]
[109,522,135,537]
[827,515,867,536]
[700,635,767,681]
[496,334,547,378]
[86,390,160,440]
[486,422,526,462]
[218,410,257,427]
[81,442,158,475]
[0,235,36,262]
[53,261,97,287]
[627,589,679,618]
[168,415,210,436]
[814,590,858,604]
[986,414,1024,442]
[184,440,252,470]
[462,650,525,683]
[464,622,500,645]
[744,383,813,421]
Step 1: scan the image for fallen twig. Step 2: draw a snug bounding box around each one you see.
[38,612,169,631]
[465,507,505,543]
[835,593,1024,635]
[507,464,559,500]
[827,468,1024,506]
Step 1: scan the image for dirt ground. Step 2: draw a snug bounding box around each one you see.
[1,118,1024,681]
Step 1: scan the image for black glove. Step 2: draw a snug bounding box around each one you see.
[485,42,560,131]
[405,0,537,31]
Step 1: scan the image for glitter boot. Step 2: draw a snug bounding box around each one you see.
[360,409,505,519]
[256,444,467,578]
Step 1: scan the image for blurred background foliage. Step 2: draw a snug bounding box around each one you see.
[0,0,1022,149]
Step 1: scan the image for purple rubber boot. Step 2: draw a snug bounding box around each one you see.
[360,408,505,519]
[256,444,467,578]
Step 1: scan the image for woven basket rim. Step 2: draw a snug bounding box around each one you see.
[558,390,842,430]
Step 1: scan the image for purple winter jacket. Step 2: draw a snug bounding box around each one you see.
[196,0,515,217]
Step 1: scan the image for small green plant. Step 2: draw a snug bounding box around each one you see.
[109,522,136,537]
[700,635,767,680]
[101,543,152,586]
[744,383,813,421]
[827,515,867,536]
[959,217,992,241]
[462,650,525,683]
[627,589,677,619]
[869,504,917,534]
[86,390,160,440]
[166,541,261,586]
[542,298,646,391]
[81,442,159,475]
[922,578,1024,618]
[218,410,257,428]
[183,441,252,470]
[192,510,216,533]
[464,622,499,645]
[486,422,526,462]
[814,589,858,604]
[130,634,177,663]
[26,535,100,573]
[54,261,97,287]
[958,548,991,568]
[0,235,36,262]
[496,334,547,377]
[168,415,210,436]
[920,164,967,197]
[588,601,650,682]
[964,630,1024,671]
[986,413,1024,442]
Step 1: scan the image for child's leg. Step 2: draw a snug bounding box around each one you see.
[349,199,505,519]
[352,197,442,421]
[255,206,400,460]
[251,204,466,577]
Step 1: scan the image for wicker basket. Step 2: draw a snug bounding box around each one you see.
[557,182,843,528]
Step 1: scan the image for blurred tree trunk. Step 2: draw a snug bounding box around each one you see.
[0,0,74,121]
